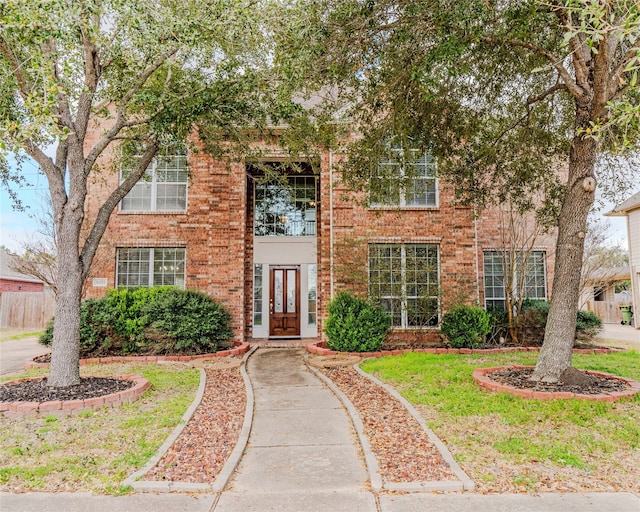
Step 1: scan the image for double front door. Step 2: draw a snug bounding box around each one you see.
[269,266,300,337]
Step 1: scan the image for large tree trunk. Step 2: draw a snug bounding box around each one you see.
[48,223,84,387]
[533,112,597,383]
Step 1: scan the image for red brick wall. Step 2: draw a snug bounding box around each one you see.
[84,131,557,343]
[0,279,44,292]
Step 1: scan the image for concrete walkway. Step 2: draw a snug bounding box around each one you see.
[2,347,639,512]
[213,348,375,511]
[0,336,47,376]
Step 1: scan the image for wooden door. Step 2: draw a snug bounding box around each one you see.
[269,266,300,337]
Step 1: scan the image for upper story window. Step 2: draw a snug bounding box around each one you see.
[371,149,437,208]
[120,147,188,212]
[254,175,317,236]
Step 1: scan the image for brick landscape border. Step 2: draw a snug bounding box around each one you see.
[305,341,612,358]
[24,341,251,370]
[2,341,250,418]
[0,374,151,417]
[473,365,640,402]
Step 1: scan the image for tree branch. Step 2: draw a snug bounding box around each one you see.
[80,141,159,279]
[120,46,180,106]
[527,83,568,106]
[0,37,31,100]
[608,46,639,101]
[483,36,584,99]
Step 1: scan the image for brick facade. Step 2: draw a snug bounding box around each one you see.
[85,136,557,344]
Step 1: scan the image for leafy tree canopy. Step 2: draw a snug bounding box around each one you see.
[275,0,640,381]
[0,0,304,387]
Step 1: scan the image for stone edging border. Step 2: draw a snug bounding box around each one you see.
[122,345,258,494]
[473,365,640,402]
[24,341,251,371]
[354,361,476,492]
[0,374,151,417]
[306,341,613,358]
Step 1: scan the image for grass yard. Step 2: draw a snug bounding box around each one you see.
[0,362,200,494]
[360,350,640,493]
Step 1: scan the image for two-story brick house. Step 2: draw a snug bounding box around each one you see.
[84,134,557,345]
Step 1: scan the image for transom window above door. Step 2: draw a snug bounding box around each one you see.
[254,175,317,237]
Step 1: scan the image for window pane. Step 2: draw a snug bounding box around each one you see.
[121,149,187,212]
[371,149,437,207]
[369,243,439,328]
[254,175,317,237]
[117,248,150,287]
[254,264,263,326]
[308,264,317,325]
[152,248,186,288]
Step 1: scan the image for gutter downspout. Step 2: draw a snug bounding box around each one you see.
[329,150,334,299]
[474,204,481,305]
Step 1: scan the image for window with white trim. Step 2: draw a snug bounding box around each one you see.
[483,251,547,310]
[371,149,437,207]
[116,248,186,288]
[254,175,317,236]
[368,244,440,328]
[253,264,263,326]
[120,149,188,212]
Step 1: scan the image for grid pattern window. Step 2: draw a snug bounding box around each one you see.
[368,244,440,328]
[121,149,188,212]
[117,248,185,288]
[371,150,437,207]
[308,264,317,325]
[253,264,263,326]
[483,251,547,310]
[254,176,317,236]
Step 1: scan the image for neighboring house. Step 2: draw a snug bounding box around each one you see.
[84,136,557,344]
[580,266,631,324]
[607,191,640,329]
[0,250,55,330]
[0,250,45,292]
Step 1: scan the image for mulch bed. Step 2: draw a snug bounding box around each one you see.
[319,365,457,483]
[488,367,628,394]
[0,377,134,402]
[145,365,245,483]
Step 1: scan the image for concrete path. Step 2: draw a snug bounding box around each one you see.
[213,348,376,512]
[0,336,47,376]
[598,323,640,344]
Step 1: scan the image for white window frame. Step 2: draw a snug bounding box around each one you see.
[253,175,317,237]
[368,244,440,328]
[483,250,547,310]
[371,149,438,208]
[116,247,186,289]
[120,150,188,213]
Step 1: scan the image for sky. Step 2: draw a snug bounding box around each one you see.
[0,158,636,254]
[0,158,51,253]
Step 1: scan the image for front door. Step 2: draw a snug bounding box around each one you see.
[269,266,300,337]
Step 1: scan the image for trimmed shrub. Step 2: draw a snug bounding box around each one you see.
[324,291,390,352]
[441,304,491,349]
[40,287,232,356]
[142,288,233,354]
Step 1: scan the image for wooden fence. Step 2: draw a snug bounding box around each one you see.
[0,291,55,330]
[591,301,623,324]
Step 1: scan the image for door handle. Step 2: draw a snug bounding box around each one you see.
[269,300,273,314]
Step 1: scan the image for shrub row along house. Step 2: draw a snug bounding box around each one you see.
[84,128,558,345]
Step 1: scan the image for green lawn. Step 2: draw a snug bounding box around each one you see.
[360,350,640,492]
[0,363,200,494]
